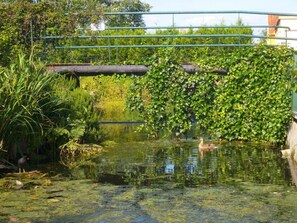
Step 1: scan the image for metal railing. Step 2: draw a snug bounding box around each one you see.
[42,10,297,118]
[42,10,297,53]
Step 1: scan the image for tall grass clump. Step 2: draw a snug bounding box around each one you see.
[0,52,101,161]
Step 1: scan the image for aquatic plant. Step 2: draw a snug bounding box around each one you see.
[0,52,65,159]
[0,52,102,161]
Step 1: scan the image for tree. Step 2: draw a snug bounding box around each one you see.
[103,0,151,27]
[0,0,151,66]
[0,0,78,65]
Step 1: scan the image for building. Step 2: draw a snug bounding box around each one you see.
[267,15,279,45]
[267,15,297,49]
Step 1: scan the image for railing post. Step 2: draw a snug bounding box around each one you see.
[172,13,175,45]
[42,29,47,62]
[108,31,111,62]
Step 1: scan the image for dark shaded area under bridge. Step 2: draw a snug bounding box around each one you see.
[46,64,228,76]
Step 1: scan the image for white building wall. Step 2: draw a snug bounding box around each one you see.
[276,17,297,50]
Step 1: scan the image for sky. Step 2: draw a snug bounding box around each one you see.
[141,0,297,30]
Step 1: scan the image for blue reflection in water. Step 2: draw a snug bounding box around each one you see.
[184,148,198,175]
[164,158,175,175]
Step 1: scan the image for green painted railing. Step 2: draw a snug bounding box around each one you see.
[45,33,297,49]
[43,10,297,118]
[103,10,297,16]
[42,10,297,52]
[104,25,291,31]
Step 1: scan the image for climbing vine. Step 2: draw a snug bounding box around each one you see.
[128,45,295,143]
[127,49,220,138]
[209,45,294,143]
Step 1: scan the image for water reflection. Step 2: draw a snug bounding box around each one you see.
[184,148,198,175]
[75,140,292,188]
[164,158,175,175]
[100,123,147,142]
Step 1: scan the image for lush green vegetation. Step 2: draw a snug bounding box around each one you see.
[127,49,216,138]
[128,45,295,143]
[1,0,296,167]
[0,0,150,161]
[81,75,140,121]
[0,0,150,66]
[208,45,294,143]
[0,53,100,160]
[44,19,252,64]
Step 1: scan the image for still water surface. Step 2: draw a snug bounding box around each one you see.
[1,124,297,222]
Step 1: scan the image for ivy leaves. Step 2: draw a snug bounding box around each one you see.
[128,45,294,143]
[212,45,294,143]
[128,49,219,138]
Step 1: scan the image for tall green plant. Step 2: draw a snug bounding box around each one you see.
[50,81,102,145]
[0,53,65,158]
[0,52,102,160]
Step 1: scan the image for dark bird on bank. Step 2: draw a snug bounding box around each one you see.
[18,155,30,173]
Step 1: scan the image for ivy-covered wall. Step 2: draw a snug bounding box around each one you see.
[210,45,294,143]
[128,45,295,144]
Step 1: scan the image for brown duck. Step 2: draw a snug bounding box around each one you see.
[198,137,217,159]
[198,137,217,151]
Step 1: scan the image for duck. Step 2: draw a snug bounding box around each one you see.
[17,155,30,173]
[198,137,217,160]
[198,137,217,151]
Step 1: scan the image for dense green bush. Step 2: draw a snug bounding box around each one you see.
[45,20,253,64]
[0,0,150,66]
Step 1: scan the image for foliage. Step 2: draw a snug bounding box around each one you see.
[46,76,102,149]
[127,45,295,143]
[0,52,101,160]
[102,0,151,27]
[0,0,150,66]
[209,45,294,143]
[0,0,90,65]
[127,49,220,138]
[81,75,140,121]
[0,53,65,157]
[46,20,253,64]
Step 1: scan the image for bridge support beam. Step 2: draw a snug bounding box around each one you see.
[46,64,227,76]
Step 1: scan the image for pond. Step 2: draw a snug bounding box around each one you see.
[1,124,297,222]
